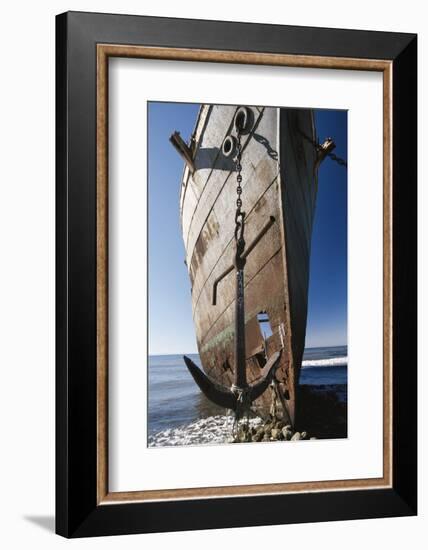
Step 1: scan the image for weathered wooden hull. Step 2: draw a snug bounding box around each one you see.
[178,105,318,425]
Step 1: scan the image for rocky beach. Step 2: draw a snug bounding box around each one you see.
[148,347,348,448]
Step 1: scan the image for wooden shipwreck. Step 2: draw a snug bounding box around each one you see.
[171,104,330,426]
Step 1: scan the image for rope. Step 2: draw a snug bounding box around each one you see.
[269,383,278,418]
[231,385,251,440]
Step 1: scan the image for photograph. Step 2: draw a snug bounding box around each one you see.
[147,102,348,447]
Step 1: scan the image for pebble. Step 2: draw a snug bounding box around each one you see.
[242,420,314,443]
[281,427,292,440]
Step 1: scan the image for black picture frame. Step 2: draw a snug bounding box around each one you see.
[56,11,417,538]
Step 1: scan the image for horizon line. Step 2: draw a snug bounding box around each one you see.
[149,343,348,357]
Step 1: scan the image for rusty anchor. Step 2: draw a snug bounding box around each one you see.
[183,111,281,418]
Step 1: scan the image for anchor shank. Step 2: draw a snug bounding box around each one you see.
[235,267,247,388]
[212,216,276,306]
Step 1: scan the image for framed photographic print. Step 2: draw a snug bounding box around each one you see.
[56,11,417,538]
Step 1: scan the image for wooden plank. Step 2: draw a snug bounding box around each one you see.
[188,107,279,303]
[279,109,318,384]
[181,105,238,246]
[194,181,283,336]
[184,107,265,266]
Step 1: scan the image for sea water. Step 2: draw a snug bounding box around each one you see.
[148,345,347,447]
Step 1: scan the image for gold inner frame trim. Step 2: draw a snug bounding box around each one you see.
[96,43,393,505]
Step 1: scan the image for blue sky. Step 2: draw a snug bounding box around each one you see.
[148,103,347,354]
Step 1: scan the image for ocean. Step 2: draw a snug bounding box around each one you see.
[148,345,347,447]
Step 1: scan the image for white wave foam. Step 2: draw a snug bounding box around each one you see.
[302,356,347,368]
[148,415,262,448]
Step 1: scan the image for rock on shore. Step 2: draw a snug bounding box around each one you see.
[296,384,347,439]
[234,417,314,443]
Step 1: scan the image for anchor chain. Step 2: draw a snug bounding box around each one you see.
[234,129,246,269]
[232,123,250,438]
[327,151,347,167]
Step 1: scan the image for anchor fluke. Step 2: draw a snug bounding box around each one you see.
[183,355,237,410]
[183,349,282,413]
[249,350,282,402]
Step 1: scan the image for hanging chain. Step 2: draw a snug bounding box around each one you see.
[299,130,347,168]
[327,151,347,167]
[232,124,250,440]
[234,129,246,268]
